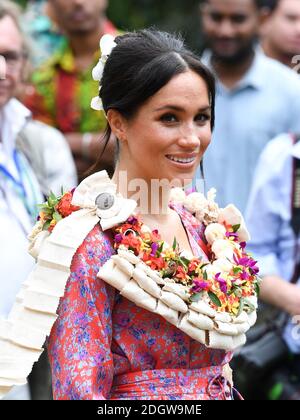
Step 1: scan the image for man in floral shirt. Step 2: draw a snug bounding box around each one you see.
[24,0,119,179]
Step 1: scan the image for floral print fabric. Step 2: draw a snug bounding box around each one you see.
[48,205,233,400]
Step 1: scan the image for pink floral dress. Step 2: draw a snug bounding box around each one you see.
[48,204,234,400]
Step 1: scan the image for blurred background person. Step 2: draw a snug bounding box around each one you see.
[24,0,119,180]
[260,0,300,69]
[0,0,76,399]
[21,0,65,67]
[244,131,300,399]
[197,0,300,213]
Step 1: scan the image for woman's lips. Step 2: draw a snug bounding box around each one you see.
[165,154,197,167]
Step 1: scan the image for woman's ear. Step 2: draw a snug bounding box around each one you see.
[107,109,128,143]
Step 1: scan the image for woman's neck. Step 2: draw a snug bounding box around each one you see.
[112,165,172,221]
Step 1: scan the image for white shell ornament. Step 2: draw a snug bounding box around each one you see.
[100,34,117,57]
[91,96,104,111]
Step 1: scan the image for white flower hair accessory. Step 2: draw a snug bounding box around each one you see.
[91,34,117,111]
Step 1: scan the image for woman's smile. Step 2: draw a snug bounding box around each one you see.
[165,153,198,168]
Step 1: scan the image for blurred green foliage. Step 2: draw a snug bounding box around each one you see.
[13,0,204,53]
[106,0,203,52]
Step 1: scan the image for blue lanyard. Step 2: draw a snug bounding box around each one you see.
[0,149,37,219]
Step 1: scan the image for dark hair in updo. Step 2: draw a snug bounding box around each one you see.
[95,29,215,170]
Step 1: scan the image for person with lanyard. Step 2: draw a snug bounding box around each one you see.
[244,133,300,399]
[0,0,77,399]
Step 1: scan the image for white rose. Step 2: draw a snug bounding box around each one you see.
[204,223,226,245]
[169,188,186,204]
[237,222,251,242]
[92,61,104,81]
[207,188,217,202]
[218,204,250,242]
[218,204,242,226]
[211,239,235,260]
[196,202,220,225]
[204,263,219,279]
[141,224,152,234]
[100,34,117,57]
[212,258,233,273]
[184,192,207,214]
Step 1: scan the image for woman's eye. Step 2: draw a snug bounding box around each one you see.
[195,113,210,123]
[160,114,178,123]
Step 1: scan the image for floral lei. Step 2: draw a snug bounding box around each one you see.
[38,187,260,317]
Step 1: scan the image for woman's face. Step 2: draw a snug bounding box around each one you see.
[111,70,212,185]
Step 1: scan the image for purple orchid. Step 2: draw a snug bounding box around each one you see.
[240,270,250,280]
[233,254,259,275]
[127,216,138,225]
[215,273,228,294]
[226,231,239,241]
[114,233,123,243]
[192,280,209,292]
[150,242,159,257]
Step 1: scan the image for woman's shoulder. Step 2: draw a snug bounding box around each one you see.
[29,170,137,261]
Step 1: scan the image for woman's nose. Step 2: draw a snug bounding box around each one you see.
[177,127,201,149]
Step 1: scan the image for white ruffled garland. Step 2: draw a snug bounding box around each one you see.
[0,171,135,398]
[98,187,258,353]
[0,171,258,398]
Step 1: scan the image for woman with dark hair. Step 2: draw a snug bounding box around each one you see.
[0,29,259,400]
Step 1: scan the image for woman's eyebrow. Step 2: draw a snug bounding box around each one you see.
[154,105,211,112]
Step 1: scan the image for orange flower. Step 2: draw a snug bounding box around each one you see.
[49,219,57,233]
[142,252,166,271]
[151,230,161,242]
[175,266,188,281]
[188,260,200,273]
[56,192,80,218]
[121,234,142,253]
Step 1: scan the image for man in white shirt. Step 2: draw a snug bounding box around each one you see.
[0,1,77,399]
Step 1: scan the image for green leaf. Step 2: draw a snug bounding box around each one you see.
[244,298,256,312]
[200,263,209,269]
[227,288,236,296]
[190,293,202,302]
[233,267,243,274]
[178,257,188,270]
[47,191,59,208]
[47,198,57,208]
[255,282,260,296]
[49,191,57,201]
[208,292,222,307]
[40,207,53,216]
[157,242,164,256]
[43,220,51,231]
[172,237,177,251]
[237,297,245,317]
[203,270,208,280]
[180,256,190,267]
[37,203,47,209]
[232,224,241,233]
[234,288,242,298]
[53,212,63,222]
